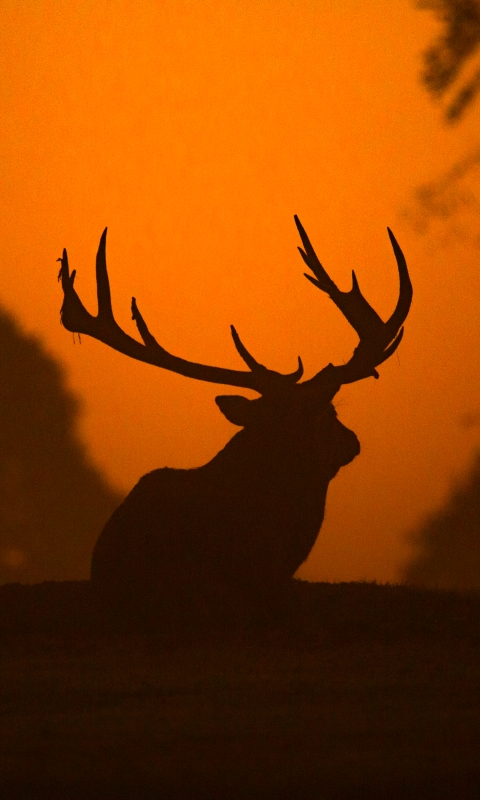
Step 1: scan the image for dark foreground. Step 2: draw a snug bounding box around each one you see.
[0,580,479,799]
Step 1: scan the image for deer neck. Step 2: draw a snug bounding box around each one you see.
[203,428,333,495]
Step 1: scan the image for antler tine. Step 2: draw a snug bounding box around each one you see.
[383,228,412,341]
[230,325,268,372]
[294,216,412,388]
[295,215,385,341]
[95,228,114,321]
[58,230,302,393]
[230,326,304,383]
[58,229,139,350]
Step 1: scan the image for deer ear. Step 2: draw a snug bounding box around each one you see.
[215,395,257,426]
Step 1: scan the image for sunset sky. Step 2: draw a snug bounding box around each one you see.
[1,0,480,583]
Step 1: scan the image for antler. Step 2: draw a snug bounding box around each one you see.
[57,228,303,393]
[294,216,412,389]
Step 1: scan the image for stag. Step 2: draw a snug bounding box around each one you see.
[58,217,411,623]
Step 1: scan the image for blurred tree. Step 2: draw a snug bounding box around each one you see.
[417,0,480,123]
[403,2,480,243]
[0,307,123,584]
[402,451,480,589]
[401,3,480,589]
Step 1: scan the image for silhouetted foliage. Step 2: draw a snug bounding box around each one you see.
[0,307,122,584]
[402,450,480,589]
[402,3,480,239]
[417,0,480,122]
[402,146,480,240]
[402,5,480,584]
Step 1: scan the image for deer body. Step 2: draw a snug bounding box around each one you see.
[91,397,360,614]
[58,216,411,621]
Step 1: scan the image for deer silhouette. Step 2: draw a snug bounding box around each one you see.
[58,217,412,623]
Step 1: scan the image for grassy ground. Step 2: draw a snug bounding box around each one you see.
[0,580,479,799]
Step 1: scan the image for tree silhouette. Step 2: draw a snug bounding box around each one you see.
[417,0,480,123]
[400,4,480,589]
[403,3,480,241]
[402,450,480,589]
[0,307,123,584]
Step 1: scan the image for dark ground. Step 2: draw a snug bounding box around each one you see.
[0,579,479,799]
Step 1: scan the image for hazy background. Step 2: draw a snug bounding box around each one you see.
[1,0,480,584]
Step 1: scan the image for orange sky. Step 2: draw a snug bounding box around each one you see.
[1,0,480,583]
